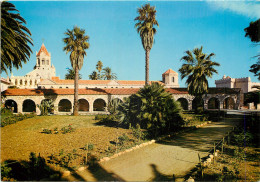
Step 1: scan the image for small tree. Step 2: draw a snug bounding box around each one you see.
[65,68,82,80]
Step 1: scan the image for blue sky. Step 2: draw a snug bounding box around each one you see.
[3,1,260,87]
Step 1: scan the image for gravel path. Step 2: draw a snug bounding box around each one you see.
[65,118,239,181]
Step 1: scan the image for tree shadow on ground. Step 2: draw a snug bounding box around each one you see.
[1,158,61,181]
[61,155,125,181]
[149,164,174,181]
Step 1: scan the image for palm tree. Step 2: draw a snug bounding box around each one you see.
[1,1,33,74]
[65,68,82,80]
[89,71,98,80]
[96,60,103,79]
[135,3,159,85]
[63,26,90,116]
[179,46,220,110]
[102,67,117,80]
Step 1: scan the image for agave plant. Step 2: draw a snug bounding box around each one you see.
[37,100,54,116]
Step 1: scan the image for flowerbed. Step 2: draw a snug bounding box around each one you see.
[1,113,36,127]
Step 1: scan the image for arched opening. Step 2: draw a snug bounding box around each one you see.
[40,99,54,113]
[38,58,40,65]
[5,99,18,113]
[23,99,36,112]
[192,97,204,110]
[42,59,45,65]
[208,97,220,109]
[46,60,49,65]
[20,80,22,85]
[93,99,106,111]
[78,99,89,112]
[223,97,235,109]
[15,79,18,85]
[58,99,72,112]
[177,98,188,110]
[30,80,32,85]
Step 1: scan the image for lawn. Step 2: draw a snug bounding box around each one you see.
[1,115,137,171]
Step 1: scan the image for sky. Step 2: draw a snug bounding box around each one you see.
[2,0,260,87]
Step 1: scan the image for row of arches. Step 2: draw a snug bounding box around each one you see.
[13,79,38,86]
[4,96,236,113]
[38,58,49,66]
[177,97,235,110]
[4,98,112,113]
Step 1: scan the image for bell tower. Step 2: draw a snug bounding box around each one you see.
[162,69,179,88]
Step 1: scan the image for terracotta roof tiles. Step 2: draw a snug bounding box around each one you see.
[37,44,50,56]
[162,69,177,75]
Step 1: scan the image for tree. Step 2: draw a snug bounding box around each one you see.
[1,1,33,74]
[244,19,260,80]
[65,68,82,80]
[135,3,159,85]
[102,67,117,80]
[179,46,220,111]
[89,71,98,80]
[118,82,183,137]
[63,26,90,116]
[96,60,103,79]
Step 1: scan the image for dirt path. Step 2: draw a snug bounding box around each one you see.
[65,118,239,181]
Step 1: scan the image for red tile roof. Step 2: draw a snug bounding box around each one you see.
[162,69,177,75]
[50,77,164,85]
[37,44,50,56]
[2,88,188,96]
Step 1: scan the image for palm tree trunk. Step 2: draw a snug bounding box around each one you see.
[145,48,150,85]
[73,66,79,116]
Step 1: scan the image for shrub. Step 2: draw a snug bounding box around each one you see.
[118,134,129,145]
[118,83,184,137]
[1,112,36,127]
[37,100,54,116]
[94,114,108,120]
[60,124,75,134]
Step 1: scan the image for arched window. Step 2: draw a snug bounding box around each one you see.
[79,99,89,111]
[177,98,188,110]
[208,97,220,109]
[46,60,49,65]
[223,97,235,109]
[23,99,36,112]
[93,99,106,111]
[172,77,175,82]
[58,99,72,112]
[42,59,45,65]
[5,99,18,113]
[38,58,40,65]
[20,80,23,85]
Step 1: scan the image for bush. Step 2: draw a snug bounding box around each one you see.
[118,83,184,137]
[118,134,129,145]
[1,112,36,127]
[37,100,54,116]
[94,114,108,120]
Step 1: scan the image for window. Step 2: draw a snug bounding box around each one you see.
[46,60,49,65]
[38,58,40,65]
[172,77,175,82]
[42,59,45,65]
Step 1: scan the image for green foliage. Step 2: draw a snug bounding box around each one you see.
[1,113,36,127]
[37,99,54,116]
[1,161,14,181]
[65,68,82,80]
[94,114,108,120]
[118,134,129,145]
[42,124,75,134]
[129,123,145,141]
[83,143,94,151]
[108,99,122,115]
[233,131,253,147]
[1,1,33,73]
[118,82,184,137]
[89,61,117,80]
[179,46,220,97]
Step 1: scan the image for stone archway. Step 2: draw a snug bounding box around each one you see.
[192,97,204,110]
[5,99,18,113]
[78,99,89,112]
[208,97,220,109]
[23,99,36,112]
[223,97,235,109]
[58,99,72,112]
[93,98,106,111]
[177,98,188,110]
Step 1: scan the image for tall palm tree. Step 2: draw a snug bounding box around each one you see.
[102,67,117,80]
[63,26,90,116]
[96,60,103,79]
[1,1,33,74]
[135,3,159,85]
[89,71,98,80]
[179,46,220,109]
